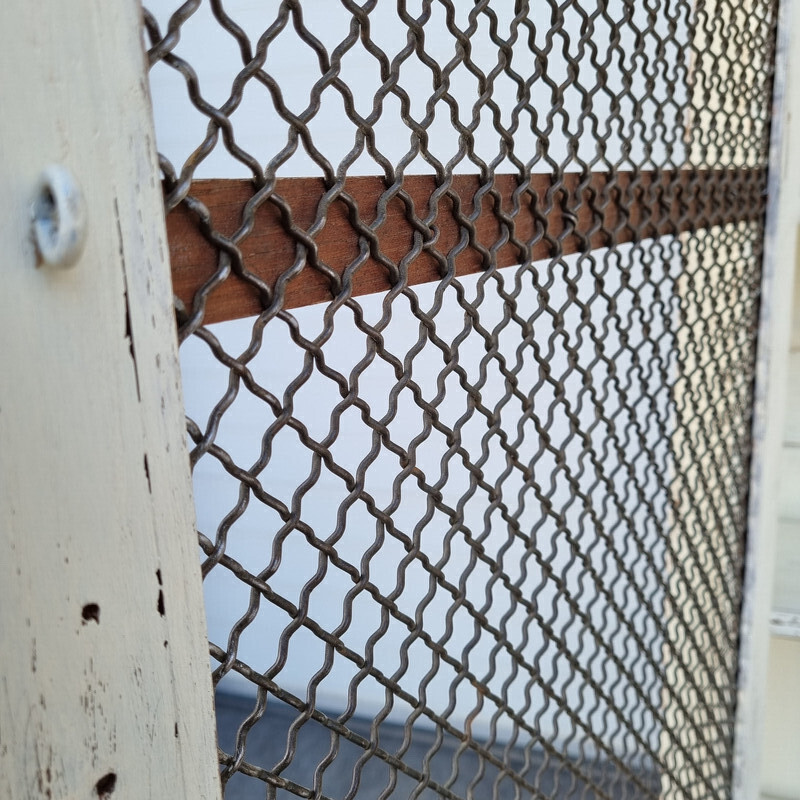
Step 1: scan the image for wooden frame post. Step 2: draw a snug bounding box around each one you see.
[0,1,221,797]
[733,0,800,797]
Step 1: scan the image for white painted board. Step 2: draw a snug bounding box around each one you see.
[0,1,221,798]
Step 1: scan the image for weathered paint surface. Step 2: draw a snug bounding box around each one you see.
[735,0,800,798]
[0,1,221,797]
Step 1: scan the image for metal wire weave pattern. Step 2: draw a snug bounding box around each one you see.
[142,2,777,798]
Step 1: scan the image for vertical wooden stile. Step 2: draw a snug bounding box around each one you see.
[0,1,221,797]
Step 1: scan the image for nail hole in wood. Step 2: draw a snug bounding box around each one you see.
[81,604,100,625]
[95,772,116,797]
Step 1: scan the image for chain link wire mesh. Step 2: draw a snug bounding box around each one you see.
[142,2,777,798]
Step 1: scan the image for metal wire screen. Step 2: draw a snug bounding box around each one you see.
[142,2,777,798]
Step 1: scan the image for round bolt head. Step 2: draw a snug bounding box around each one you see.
[32,165,87,269]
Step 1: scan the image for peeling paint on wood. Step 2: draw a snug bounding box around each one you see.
[0,1,221,797]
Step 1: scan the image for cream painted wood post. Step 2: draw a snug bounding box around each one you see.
[734,0,800,797]
[0,1,221,798]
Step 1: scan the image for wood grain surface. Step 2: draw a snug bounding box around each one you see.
[167,168,766,325]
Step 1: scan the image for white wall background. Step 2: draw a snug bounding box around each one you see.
[147,0,687,179]
[147,0,689,760]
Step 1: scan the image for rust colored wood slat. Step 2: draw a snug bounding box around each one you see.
[167,168,766,326]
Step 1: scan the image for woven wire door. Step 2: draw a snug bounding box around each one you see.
[142,1,776,798]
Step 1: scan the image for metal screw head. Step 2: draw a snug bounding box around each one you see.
[32,165,87,269]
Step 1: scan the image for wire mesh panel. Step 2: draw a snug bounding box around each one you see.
[142,2,777,798]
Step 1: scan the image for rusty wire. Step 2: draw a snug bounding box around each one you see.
[143,1,776,798]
